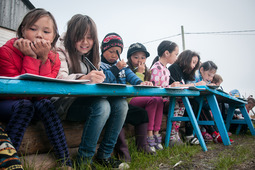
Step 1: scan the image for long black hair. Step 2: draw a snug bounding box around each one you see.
[175,50,200,81]
[150,40,178,68]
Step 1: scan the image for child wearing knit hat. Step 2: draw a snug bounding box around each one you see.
[100,33,155,161]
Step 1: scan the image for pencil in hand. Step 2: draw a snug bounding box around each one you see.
[170,76,176,82]
[84,57,98,71]
[116,50,121,61]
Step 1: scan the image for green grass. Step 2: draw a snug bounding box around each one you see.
[21,133,255,169]
[213,135,254,170]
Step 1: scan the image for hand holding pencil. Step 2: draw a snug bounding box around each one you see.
[116,50,126,70]
[80,57,105,83]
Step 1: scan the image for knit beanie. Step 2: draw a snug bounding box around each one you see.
[101,32,123,54]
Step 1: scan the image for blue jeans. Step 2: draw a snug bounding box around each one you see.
[67,97,128,160]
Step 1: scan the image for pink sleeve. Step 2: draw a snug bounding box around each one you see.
[150,67,161,87]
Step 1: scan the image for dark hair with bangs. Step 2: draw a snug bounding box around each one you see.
[17,8,59,48]
[64,14,99,73]
[150,40,178,68]
[175,50,200,81]
[200,60,217,72]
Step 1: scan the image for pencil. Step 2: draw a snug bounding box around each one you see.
[116,50,121,61]
[170,76,176,82]
[84,57,98,71]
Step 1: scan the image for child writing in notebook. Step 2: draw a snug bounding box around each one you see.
[211,73,223,86]
[150,40,182,147]
[188,61,233,143]
[100,33,154,162]
[0,8,72,168]
[168,50,206,146]
[53,16,128,169]
[127,42,164,152]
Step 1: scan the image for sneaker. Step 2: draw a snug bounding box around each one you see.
[212,132,234,144]
[154,134,163,150]
[141,144,157,155]
[186,135,200,145]
[201,132,213,143]
[227,132,232,137]
[236,114,244,119]
[95,157,129,169]
[147,136,156,152]
[169,133,184,147]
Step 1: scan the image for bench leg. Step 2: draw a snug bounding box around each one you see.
[182,97,207,151]
[165,97,176,148]
[207,94,231,146]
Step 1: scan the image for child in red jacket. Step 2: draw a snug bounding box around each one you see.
[0,8,72,168]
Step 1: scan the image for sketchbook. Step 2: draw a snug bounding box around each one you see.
[0,73,90,84]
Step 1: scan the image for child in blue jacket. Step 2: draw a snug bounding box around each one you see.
[100,33,154,162]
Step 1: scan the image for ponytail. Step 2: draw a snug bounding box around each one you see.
[150,56,160,68]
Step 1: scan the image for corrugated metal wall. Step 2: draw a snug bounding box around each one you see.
[0,0,35,47]
[0,0,32,31]
[0,27,16,46]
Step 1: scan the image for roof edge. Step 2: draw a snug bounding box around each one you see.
[21,0,35,10]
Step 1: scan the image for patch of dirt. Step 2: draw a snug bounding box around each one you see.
[172,134,255,170]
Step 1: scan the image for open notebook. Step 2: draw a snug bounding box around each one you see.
[0,73,90,84]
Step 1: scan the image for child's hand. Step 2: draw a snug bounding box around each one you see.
[116,59,127,70]
[79,70,105,84]
[13,38,37,59]
[137,62,145,73]
[196,81,207,86]
[140,81,153,86]
[31,39,52,64]
[170,81,180,87]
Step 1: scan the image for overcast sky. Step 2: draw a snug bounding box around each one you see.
[30,0,255,98]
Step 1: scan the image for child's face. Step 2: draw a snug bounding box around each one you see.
[75,30,94,55]
[130,51,146,67]
[22,16,55,43]
[190,56,199,70]
[200,68,216,83]
[246,104,255,112]
[215,80,222,86]
[103,47,122,63]
[167,46,179,64]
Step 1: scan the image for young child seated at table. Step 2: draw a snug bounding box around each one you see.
[100,33,154,162]
[168,50,206,146]
[0,8,72,168]
[211,74,223,86]
[190,61,233,143]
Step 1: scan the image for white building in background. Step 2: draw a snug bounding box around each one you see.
[0,0,34,46]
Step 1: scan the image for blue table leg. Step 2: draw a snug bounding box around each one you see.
[206,94,231,145]
[193,96,204,136]
[226,106,235,132]
[240,106,255,135]
[165,97,176,148]
[182,97,207,151]
[195,96,204,121]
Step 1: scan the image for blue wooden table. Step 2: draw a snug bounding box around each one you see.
[194,86,255,146]
[0,79,199,97]
[0,78,208,150]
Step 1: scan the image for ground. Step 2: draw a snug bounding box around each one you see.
[170,134,255,170]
